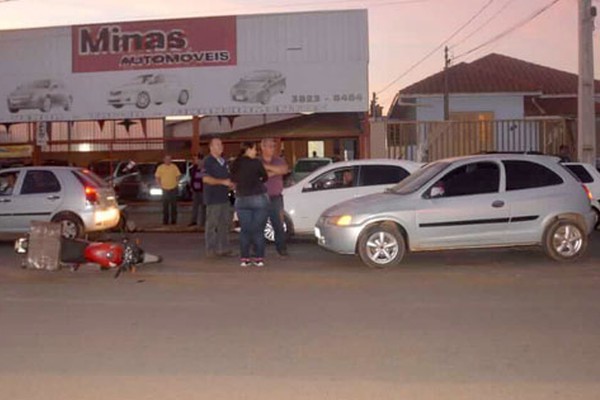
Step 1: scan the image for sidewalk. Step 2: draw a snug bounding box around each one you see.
[124,201,204,233]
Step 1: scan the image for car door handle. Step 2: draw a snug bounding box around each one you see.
[47,195,60,200]
[0,198,11,203]
[492,200,505,208]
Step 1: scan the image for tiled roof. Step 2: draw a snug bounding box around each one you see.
[399,53,600,95]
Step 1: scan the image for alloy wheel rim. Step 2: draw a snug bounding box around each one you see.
[137,93,150,108]
[366,231,399,264]
[61,221,78,239]
[552,224,583,257]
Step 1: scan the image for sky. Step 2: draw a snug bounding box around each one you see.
[0,0,598,112]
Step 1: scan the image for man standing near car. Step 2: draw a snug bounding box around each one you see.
[155,154,181,225]
[203,138,234,257]
[260,138,290,257]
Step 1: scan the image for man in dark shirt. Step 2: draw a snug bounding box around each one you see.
[202,138,234,257]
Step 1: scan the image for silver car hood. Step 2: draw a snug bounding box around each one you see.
[322,192,413,216]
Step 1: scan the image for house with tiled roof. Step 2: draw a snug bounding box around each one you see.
[388,53,600,121]
[382,53,599,161]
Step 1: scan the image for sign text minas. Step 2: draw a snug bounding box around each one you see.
[79,26,188,54]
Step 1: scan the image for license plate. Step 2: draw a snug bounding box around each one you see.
[314,227,321,239]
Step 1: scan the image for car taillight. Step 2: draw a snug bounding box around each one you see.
[85,186,98,204]
[582,184,593,201]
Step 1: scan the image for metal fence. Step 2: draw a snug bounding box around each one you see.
[386,118,573,162]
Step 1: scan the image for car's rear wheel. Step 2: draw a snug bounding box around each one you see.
[52,213,84,239]
[178,90,190,105]
[64,96,72,111]
[543,219,587,261]
[40,97,52,112]
[258,92,270,105]
[357,223,406,268]
[136,92,151,109]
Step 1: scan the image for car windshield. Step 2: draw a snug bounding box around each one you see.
[388,161,450,194]
[88,161,114,178]
[295,160,330,173]
[138,163,157,176]
[244,71,273,81]
[132,75,154,84]
[22,80,51,89]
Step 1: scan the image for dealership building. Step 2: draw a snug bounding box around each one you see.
[0,9,370,166]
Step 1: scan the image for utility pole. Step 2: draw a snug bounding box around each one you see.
[443,46,450,120]
[578,0,596,163]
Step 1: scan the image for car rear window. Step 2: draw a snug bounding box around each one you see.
[359,165,410,186]
[564,164,593,183]
[295,160,331,173]
[73,169,110,188]
[503,160,563,191]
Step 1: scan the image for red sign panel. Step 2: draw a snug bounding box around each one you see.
[72,16,237,73]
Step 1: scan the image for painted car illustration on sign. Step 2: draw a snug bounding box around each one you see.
[230,70,286,105]
[108,73,190,109]
[7,79,72,113]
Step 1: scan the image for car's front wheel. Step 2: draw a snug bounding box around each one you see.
[543,219,588,261]
[178,90,190,105]
[136,91,151,109]
[52,213,84,239]
[357,223,406,268]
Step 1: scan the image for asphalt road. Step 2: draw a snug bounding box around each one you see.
[1,231,600,400]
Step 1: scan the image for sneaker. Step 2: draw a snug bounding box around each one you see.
[240,258,251,267]
[252,258,264,267]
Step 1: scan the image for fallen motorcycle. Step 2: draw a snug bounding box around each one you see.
[15,221,161,278]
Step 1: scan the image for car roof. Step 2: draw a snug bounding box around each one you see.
[438,153,562,164]
[296,157,332,162]
[0,166,84,172]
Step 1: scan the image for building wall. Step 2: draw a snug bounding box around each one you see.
[415,94,526,121]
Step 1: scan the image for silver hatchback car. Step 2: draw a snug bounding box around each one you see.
[0,167,120,238]
[315,154,597,268]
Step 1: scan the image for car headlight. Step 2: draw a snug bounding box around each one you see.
[326,215,353,226]
[150,187,163,196]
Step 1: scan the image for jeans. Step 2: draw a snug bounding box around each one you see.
[190,191,206,226]
[268,195,287,254]
[205,202,233,255]
[162,189,178,224]
[235,193,270,259]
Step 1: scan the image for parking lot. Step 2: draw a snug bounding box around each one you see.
[1,223,600,400]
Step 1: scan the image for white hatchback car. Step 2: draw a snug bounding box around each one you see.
[282,159,422,236]
[0,167,120,238]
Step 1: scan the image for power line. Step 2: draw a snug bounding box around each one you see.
[450,0,517,50]
[454,0,563,61]
[376,0,496,95]
[248,0,430,9]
